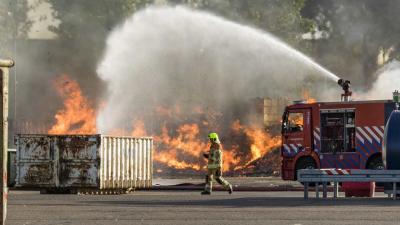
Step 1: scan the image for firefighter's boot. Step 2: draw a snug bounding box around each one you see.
[202,174,212,195]
[201,190,211,195]
[228,184,233,194]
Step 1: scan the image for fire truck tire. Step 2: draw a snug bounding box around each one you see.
[296,157,316,171]
[295,157,316,186]
[366,156,384,170]
[367,156,384,187]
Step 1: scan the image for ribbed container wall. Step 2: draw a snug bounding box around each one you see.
[99,136,153,189]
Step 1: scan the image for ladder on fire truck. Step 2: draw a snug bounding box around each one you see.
[298,169,400,200]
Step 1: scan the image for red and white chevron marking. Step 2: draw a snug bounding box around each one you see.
[283,143,303,154]
[313,127,321,152]
[356,126,384,144]
[321,169,351,175]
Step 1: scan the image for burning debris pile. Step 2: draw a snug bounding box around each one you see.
[45,75,282,176]
[106,103,283,176]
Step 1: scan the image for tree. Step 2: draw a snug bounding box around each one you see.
[169,0,315,48]
[302,0,400,86]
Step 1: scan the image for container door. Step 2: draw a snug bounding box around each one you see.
[282,108,311,157]
[15,135,56,187]
[57,135,100,188]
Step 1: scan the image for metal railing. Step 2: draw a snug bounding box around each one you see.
[298,169,400,200]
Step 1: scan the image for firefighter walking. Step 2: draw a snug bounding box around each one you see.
[201,132,233,195]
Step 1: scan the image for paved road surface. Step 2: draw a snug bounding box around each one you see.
[7,190,400,225]
[152,176,301,187]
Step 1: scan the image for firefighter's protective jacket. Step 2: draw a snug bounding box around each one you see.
[207,143,223,169]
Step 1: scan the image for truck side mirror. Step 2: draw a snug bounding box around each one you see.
[282,122,288,134]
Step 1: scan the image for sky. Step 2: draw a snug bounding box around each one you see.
[26,0,59,39]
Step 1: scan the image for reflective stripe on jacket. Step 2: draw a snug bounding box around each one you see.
[207,143,223,169]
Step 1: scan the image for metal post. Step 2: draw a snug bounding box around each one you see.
[323,182,327,198]
[393,182,397,200]
[0,60,13,225]
[304,182,309,200]
[315,182,319,198]
[334,182,338,198]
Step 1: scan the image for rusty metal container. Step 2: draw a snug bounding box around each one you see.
[14,134,153,190]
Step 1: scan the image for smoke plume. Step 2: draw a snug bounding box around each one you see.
[361,60,400,100]
[97,6,337,133]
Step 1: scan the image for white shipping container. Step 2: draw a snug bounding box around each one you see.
[15,134,153,190]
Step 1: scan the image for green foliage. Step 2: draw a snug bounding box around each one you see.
[169,0,314,47]
[47,0,152,41]
[302,0,400,83]
[42,0,314,80]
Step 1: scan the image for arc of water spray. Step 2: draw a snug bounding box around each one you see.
[96,6,340,133]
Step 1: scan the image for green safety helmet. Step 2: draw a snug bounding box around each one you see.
[208,132,219,143]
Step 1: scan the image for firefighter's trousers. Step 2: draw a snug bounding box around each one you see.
[204,168,231,192]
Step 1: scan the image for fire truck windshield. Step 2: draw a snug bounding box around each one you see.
[282,111,304,133]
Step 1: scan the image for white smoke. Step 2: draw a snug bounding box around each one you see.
[361,60,400,100]
[96,6,338,133]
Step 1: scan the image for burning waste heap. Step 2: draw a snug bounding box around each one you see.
[43,75,283,177]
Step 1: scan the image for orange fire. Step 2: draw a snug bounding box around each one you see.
[231,120,281,166]
[302,88,316,103]
[153,123,208,170]
[131,120,147,137]
[305,98,316,103]
[48,76,282,174]
[48,75,97,134]
[141,116,280,172]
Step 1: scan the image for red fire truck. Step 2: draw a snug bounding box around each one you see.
[281,97,395,181]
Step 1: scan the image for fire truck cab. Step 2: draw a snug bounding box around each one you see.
[281,99,395,181]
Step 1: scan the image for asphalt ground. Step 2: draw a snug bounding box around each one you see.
[152,176,304,191]
[153,176,301,187]
[7,190,400,225]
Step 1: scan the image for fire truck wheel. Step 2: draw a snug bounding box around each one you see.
[367,156,384,187]
[366,156,384,170]
[295,157,316,186]
[296,157,316,171]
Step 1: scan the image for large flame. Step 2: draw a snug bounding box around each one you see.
[48,75,97,134]
[48,75,282,174]
[231,120,281,164]
[153,123,207,170]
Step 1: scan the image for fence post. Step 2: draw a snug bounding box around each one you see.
[0,59,13,225]
[323,182,327,198]
[304,182,309,200]
[334,182,338,198]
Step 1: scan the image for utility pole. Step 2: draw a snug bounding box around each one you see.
[12,0,18,147]
[0,60,14,225]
